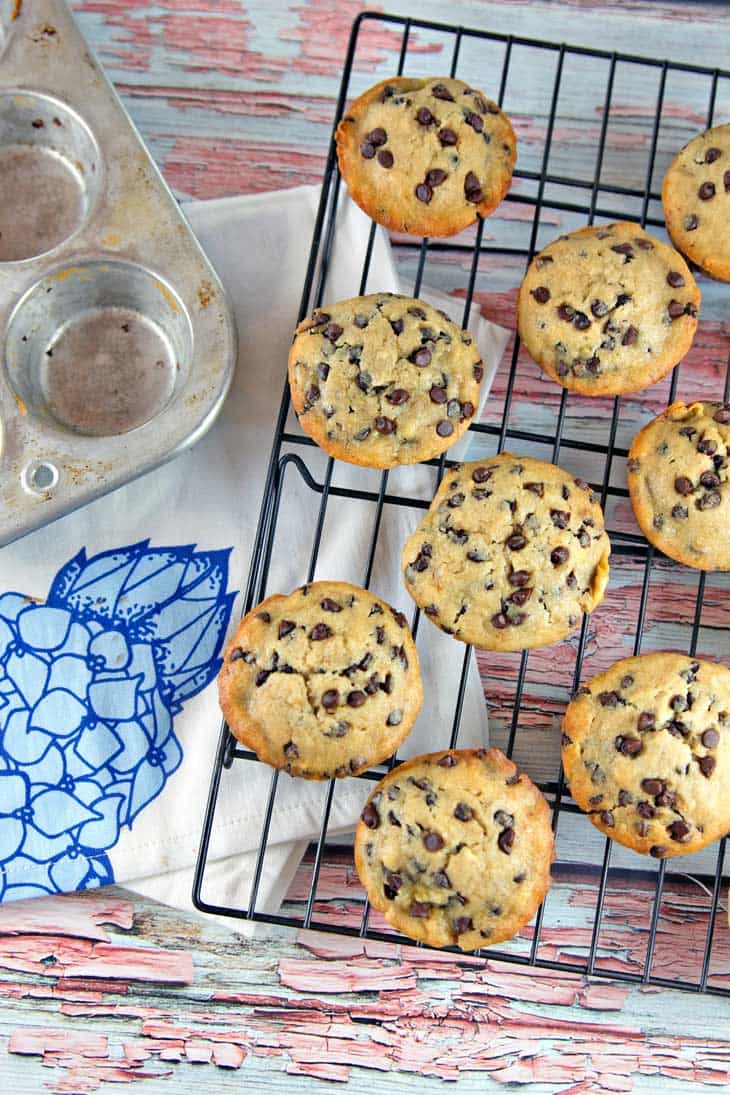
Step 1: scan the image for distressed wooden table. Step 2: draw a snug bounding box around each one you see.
[2,1,730,1092]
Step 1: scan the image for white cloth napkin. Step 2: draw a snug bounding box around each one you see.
[0,185,508,924]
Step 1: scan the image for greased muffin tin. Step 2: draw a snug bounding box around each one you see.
[0,0,236,545]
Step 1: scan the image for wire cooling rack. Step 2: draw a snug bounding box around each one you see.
[194,11,730,995]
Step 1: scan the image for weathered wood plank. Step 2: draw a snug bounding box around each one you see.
[2,2,729,1092]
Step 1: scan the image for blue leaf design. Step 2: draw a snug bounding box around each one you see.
[0,541,236,902]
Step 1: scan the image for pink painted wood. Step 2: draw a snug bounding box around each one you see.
[2,1,730,1091]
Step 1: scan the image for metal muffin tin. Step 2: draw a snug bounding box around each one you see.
[0,0,237,545]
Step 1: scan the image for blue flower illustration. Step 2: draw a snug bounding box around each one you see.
[0,542,234,902]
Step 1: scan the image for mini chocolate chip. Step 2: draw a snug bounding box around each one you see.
[229,647,245,662]
[725,170,730,192]
[550,509,570,529]
[672,504,689,519]
[464,171,483,202]
[532,286,550,303]
[361,803,380,830]
[472,466,492,483]
[460,401,475,420]
[354,427,371,441]
[409,901,431,918]
[557,303,575,322]
[438,127,457,146]
[377,149,394,169]
[566,571,577,589]
[344,690,365,709]
[466,111,483,132]
[599,690,620,707]
[360,141,375,158]
[436,420,454,437]
[615,735,641,756]
[697,489,721,509]
[447,398,461,418]
[700,470,720,488]
[668,820,691,841]
[698,181,716,200]
[322,323,343,344]
[426,167,447,187]
[278,620,296,639]
[410,346,432,366]
[255,669,270,687]
[705,147,722,163]
[375,416,396,435]
[454,916,473,934]
[415,181,433,203]
[497,827,515,854]
[416,106,434,126]
[424,831,444,851]
[622,325,638,346]
[573,311,590,331]
[310,623,332,641]
[714,406,730,424]
[491,612,508,629]
[600,811,615,827]
[506,531,527,551]
[697,438,718,454]
[641,778,664,796]
[321,689,341,712]
[386,709,402,726]
[256,611,271,623]
[699,754,716,777]
[590,299,608,317]
[386,388,410,406]
[668,300,686,319]
[702,728,720,748]
[635,237,653,250]
[611,242,634,260]
[510,587,532,607]
[618,790,633,807]
[550,546,569,566]
[650,844,669,858]
[432,83,454,101]
[667,271,685,288]
[390,318,404,336]
[655,790,676,809]
[685,214,699,230]
[674,475,694,495]
[438,754,457,768]
[433,870,450,888]
[454,802,472,821]
[637,801,656,819]
[509,569,531,587]
[473,362,484,381]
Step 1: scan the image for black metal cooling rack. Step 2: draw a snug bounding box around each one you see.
[193,11,730,995]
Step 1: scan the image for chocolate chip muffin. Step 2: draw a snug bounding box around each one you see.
[218,582,422,780]
[288,293,483,468]
[662,124,730,282]
[627,401,730,570]
[517,222,700,396]
[562,653,730,858]
[355,748,554,950]
[401,454,610,651]
[336,76,516,237]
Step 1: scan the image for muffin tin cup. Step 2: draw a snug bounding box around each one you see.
[0,0,236,544]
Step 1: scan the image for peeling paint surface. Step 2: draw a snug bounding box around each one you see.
[3,0,730,1091]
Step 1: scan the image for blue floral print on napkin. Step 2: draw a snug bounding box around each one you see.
[0,542,235,902]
